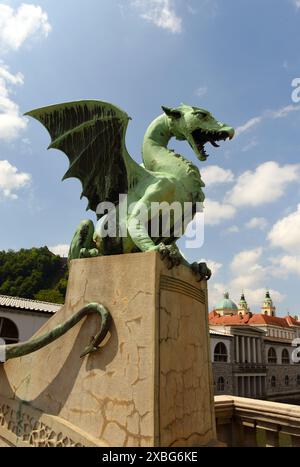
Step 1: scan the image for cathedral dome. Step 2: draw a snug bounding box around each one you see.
[215,292,238,315]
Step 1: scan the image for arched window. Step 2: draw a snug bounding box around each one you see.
[282,349,290,364]
[214,342,228,362]
[271,376,276,388]
[0,317,19,344]
[285,375,289,386]
[217,377,225,392]
[268,347,277,364]
[297,375,300,386]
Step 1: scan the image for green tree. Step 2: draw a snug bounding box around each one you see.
[0,247,68,304]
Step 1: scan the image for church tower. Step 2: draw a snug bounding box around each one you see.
[261,290,276,317]
[238,292,250,315]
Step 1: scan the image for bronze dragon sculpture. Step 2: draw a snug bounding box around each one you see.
[0,101,234,363]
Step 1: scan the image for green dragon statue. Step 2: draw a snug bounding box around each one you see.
[26,101,234,280]
[0,101,234,364]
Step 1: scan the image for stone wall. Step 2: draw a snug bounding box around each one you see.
[266,365,300,398]
[0,253,216,447]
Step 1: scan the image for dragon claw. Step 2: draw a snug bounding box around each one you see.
[191,262,212,282]
[157,243,182,269]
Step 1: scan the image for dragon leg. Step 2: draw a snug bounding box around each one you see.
[68,220,100,262]
[159,243,212,281]
[0,303,112,362]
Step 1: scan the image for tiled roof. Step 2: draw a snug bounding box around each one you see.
[209,310,300,328]
[285,315,300,327]
[0,295,61,314]
[249,314,296,327]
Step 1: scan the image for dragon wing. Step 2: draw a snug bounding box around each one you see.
[25,100,145,214]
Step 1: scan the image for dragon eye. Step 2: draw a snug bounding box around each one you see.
[193,110,208,118]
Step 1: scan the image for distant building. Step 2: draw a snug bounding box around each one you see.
[0,295,60,344]
[209,291,300,403]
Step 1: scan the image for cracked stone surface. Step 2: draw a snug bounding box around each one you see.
[0,252,216,447]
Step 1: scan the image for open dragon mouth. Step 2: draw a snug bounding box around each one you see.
[191,129,232,160]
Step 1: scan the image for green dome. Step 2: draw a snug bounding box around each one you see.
[216,292,238,311]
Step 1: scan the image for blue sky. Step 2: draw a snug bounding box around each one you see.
[0,0,300,314]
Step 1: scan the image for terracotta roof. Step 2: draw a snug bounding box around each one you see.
[0,295,61,314]
[209,310,252,325]
[285,315,300,327]
[209,310,300,328]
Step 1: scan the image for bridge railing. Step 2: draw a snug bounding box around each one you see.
[215,395,300,447]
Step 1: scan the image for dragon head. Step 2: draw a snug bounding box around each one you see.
[162,104,235,161]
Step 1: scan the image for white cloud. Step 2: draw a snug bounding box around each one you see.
[0,160,31,199]
[208,246,285,310]
[226,225,240,234]
[230,247,263,274]
[292,0,300,9]
[131,0,182,33]
[239,288,285,307]
[229,247,269,291]
[226,161,300,207]
[0,3,51,52]
[195,86,208,97]
[271,104,300,118]
[207,281,227,309]
[49,244,70,257]
[0,5,51,141]
[242,139,258,152]
[0,63,27,140]
[268,204,300,253]
[271,255,300,277]
[204,198,236,226]
[245,217,268,230]
[236,104,300,137]
[230,267,266,290]
[235,116,262,137]
[206,247,286,310]
[201,165,234,187]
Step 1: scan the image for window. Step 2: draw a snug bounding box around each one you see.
[217,377,225,392]
[268,347,277,364]
[0,317,18,344]
[271,376,276,388]
[214,342,228,362]
[285,375,289,386]
[297,375,300,386]
[282,349,290,364]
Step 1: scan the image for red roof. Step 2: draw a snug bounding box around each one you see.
[209,310,300,328]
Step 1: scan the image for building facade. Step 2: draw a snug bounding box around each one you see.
[210,292,300,403]
[0,294,60,345]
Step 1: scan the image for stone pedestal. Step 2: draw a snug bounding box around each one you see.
[0,252,216,447]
